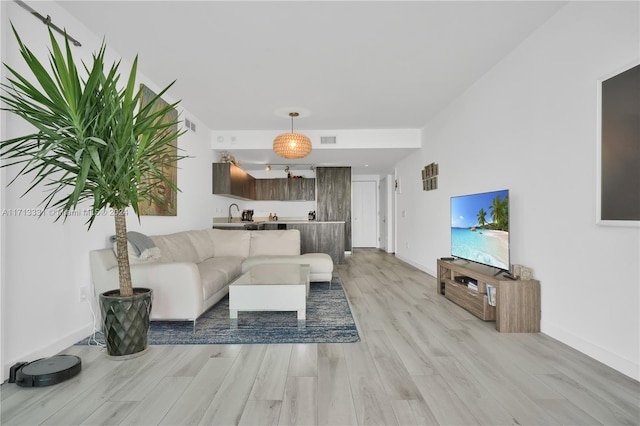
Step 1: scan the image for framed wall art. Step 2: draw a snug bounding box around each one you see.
[138,84,178,216]
[422,162,439,192]
[596,62,640,226]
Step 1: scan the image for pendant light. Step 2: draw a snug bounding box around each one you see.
[273,112,312,159]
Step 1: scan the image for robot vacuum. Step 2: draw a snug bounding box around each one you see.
[10,355,81,387]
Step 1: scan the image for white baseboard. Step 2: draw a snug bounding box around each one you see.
[541,321,639,381]
[394,254,435,277]
[2,324,94,382]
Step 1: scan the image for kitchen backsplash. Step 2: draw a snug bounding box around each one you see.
[212,195,316,220]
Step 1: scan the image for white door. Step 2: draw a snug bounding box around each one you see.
[352,180,378,247]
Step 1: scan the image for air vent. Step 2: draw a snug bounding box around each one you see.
[184,118,196,132]
[320,136,336,144]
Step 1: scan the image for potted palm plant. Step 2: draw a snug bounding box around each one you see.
[1,26,184,357]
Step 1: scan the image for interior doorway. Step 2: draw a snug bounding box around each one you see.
[352,180,378,247]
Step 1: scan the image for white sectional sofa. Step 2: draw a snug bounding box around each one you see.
[89,229,333,322]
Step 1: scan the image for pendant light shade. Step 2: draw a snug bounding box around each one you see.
[273,112,312,159]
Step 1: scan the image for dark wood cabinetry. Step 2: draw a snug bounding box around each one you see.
[255,179,288,200]
[288,178,315,201]
[255,178,315,201]
[316,167,351,252]
[315,223,345,264]
[286,222,345,264]
[212,163,255,200]
[213,164,315,201]
[286,223,318,254]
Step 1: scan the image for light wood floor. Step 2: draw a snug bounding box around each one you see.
[1,249,639,425]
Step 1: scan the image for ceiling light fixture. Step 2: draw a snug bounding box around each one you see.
[266,164,271,171]
[273,112,312,159]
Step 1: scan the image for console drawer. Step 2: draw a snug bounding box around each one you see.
[445,279,495,321]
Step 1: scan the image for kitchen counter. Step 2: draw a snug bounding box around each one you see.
[212,218,344,227]
[211,222,251,228]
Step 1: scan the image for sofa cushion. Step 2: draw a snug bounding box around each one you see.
[249,230,300,256]
[301,253,334,274]
[151,231,200,263]
[184,230,216,262]
[199,256,243,282]
[196,265,228,300]
[208,229,251,258]
[197,256,243,299]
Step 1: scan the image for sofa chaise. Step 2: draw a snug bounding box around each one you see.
[89,229,333,322]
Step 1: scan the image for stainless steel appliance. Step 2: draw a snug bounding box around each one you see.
[241,209,254,221]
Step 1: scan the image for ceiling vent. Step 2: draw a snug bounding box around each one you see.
[320,136,336,144]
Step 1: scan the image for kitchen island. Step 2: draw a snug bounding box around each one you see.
[212,218,346,264]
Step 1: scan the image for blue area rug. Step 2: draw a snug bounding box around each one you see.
[79,277,359,345]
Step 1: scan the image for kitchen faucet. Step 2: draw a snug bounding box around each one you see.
[228,203,239,223]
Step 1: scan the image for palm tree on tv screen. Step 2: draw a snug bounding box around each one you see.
[489,195,509,231]
[477,208,487,228]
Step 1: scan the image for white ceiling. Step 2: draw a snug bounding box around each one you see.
[56,0,566,174]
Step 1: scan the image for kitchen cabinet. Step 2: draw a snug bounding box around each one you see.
[255,179,288,200]
[286,222,345,264]
[212,163,255,200]
[286,223,318,255]
[255,178,315,201]
[315,223,345,264]
[316,167,351,252]
[213,163,315,201]
[288,178,315,201]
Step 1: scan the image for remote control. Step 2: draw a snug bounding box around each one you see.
[441,257,455,261]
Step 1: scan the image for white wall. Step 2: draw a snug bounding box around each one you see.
[0,2,214,379]
[212,129,421,150]
[395,2,639,380]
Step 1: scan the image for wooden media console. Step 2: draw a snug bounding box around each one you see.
[437,259,541,333]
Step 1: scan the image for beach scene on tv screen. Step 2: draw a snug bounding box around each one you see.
[451,189,509,270]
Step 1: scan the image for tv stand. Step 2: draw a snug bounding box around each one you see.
[437,259,540,332]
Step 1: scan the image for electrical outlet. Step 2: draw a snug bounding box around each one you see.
[80,286,91,302]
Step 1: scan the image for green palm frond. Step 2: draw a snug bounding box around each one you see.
[1,24,187,296]
[1,24,186,225]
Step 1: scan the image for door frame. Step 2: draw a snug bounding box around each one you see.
[351,176,379,248]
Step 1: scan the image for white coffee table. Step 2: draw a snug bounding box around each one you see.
[229,264,311,324]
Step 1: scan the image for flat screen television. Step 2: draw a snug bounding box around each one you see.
[450,189,510,271]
